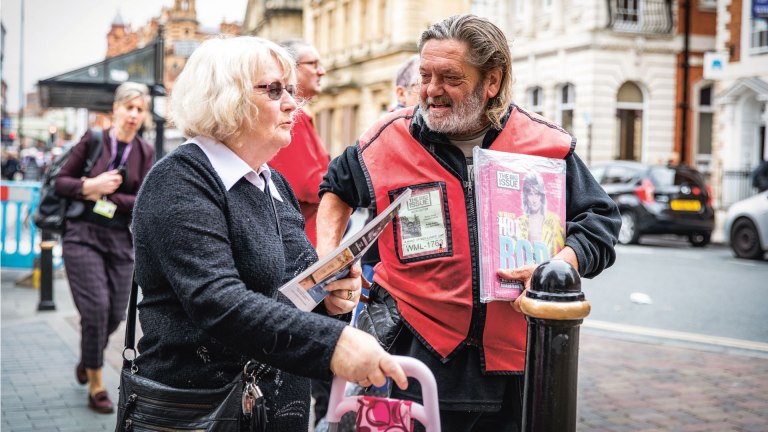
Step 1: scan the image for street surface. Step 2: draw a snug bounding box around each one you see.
[583,234,768,349]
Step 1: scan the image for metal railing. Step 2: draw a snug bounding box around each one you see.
[606,0,674,34]
[720,170,755,208]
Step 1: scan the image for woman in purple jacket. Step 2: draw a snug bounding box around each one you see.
[54,82,155,413]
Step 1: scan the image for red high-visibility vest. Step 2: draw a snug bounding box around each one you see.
[359,106,573,372]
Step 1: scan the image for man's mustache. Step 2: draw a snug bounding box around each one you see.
[425,96,452,107]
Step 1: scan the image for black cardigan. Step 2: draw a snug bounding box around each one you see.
[132,143,347,429]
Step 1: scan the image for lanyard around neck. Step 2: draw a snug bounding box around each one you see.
[107,128,133,171]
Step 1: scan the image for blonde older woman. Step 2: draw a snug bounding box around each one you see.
[129,36,406,430]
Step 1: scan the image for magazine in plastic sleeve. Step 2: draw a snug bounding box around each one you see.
[279,188,413,311]
[473,147,566,302]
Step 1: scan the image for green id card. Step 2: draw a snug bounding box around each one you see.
[93,198,117,219]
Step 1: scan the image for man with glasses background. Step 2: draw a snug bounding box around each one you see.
[270,39,329,247]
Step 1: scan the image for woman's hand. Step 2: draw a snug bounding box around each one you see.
[330,326,409,390]
[322,263,367,316]
[82,170,123,201]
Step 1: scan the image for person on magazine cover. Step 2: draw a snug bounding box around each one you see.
[517,171,565,260]
[130,36,408,431]
[316,14,621,431]
[269,39,330,247]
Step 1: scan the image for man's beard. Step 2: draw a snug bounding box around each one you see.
[420,83,486,136]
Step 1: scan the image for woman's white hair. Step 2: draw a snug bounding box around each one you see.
[170,36,296,144]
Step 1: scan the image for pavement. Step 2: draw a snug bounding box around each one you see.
[2,267,768,432]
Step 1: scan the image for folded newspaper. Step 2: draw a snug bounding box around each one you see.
[279,188,413,311]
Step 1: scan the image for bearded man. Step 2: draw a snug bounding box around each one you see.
[317,14,621,431]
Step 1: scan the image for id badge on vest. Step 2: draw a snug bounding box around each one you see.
[93,197,117,219]
[391,183,452,263]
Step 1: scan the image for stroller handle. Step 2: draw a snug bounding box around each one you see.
[326,355,441,432]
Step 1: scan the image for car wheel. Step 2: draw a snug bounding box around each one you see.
[730,218,764,259]
[618,210,640,245]
[688,232,711,247]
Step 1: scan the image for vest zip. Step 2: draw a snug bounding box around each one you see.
[464,160,484,347]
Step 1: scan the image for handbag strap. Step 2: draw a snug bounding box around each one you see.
[123,274,139,369]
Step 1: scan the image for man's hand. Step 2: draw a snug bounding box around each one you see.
[316,193,353,258]
[330,327,409,390]
[498,246,580,313]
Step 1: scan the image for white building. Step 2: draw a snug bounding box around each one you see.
[476,0,717,171]
[713,0,768,206]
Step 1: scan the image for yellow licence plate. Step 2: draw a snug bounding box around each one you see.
[670,199,701,211]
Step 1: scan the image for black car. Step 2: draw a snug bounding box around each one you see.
[590,161,715,246]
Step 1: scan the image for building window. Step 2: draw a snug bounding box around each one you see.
[751,18,768,54]
[342,105,359,147]
[471,0,493,17]
[615,81,644,161]
[614,0,642,31]
[527,87,543,115]
[317,109,333,150]
[557,83,575,133]
[515,0,525,15]
[698,0,716,11]
[695,84,714,173]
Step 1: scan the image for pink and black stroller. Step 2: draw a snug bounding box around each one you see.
[325,355,440,432]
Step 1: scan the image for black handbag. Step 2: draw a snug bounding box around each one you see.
[115,278,267,432]
[33,129,103,234]
[356,283,405,351]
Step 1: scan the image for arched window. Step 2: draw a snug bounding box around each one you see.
[557,83,575,133]
[694,83,714,173]
[527,87,543,115]
[615,81,644,161]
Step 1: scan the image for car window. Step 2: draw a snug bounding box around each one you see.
[589,166,605,182]
[649,167,704,188]
[602,166,642,185]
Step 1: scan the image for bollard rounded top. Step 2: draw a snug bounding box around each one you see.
[528,260,583,302]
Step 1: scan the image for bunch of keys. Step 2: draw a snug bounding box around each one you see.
[241,375,266,432]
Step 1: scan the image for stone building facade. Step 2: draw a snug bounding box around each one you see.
[106,0,241,95]
[710,0,768,207]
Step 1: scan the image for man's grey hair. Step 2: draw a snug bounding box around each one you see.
[418,14,513,129]
[280,38,313,61]
[395,55,420,88]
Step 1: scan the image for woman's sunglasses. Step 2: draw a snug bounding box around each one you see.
[253,82,296,101]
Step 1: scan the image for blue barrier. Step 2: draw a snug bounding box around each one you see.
[1,181,43,268]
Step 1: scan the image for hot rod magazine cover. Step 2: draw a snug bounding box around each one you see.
[473,147,566,302]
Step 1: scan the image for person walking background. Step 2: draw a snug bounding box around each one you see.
[53,82,155,413]
[269,39,330,247]
[129,36,407,431]
[317,14,621,431]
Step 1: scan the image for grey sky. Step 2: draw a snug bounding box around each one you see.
[1,0,248,112]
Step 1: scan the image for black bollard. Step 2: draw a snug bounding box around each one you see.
[37,231,56,311]
[519,260,590,432]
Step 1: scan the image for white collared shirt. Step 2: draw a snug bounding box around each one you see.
[190,136,283,201]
